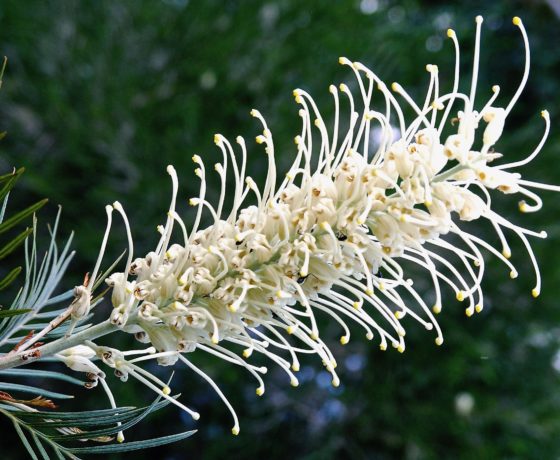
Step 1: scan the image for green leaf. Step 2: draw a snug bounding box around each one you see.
[20,397,173,427]
[0,369,85,386]
[0,227,33,259]
[0,266,22,290]
[17,406,138,421]
[67,430,197,454]
[0,167,24,202]
[0,198,48,234]
[0,308,31,318]
[12,419,39,460]
[0,167,24,184]
[47,392,171,440]
[0,382,74,400]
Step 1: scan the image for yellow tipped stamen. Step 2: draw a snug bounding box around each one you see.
[447,28,456,38]
[532,288,540,298]
[340,336,349,345]
[475,304,483,313]
[456,291,465,302]
[512,16,521,26]
[256,387,264,396]
[162,386,171,395]
[435,337,444,346]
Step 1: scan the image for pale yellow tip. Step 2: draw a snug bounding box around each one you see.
[365,289,374,296]
[435,337,444,346]
[391,82,399,92]
[213,134,221,145]
[456,291,465,302]
[379,343,387,351]
[447,28,455,38]
[475,304,483,313]
[232,427,240,436]
[340,336,349,345]
[287,326,295,334]
[465,307,474,317]
[432,304,442,314]
[397,345,405,353]
[502,250,511,259]
[512,16,521,26]
[510,270,518,279]
[162,386,171,395]
[256,387,264,396]
[292,363,300,372]
[290,378,299,387]
[541,109,549,119]
[475,15,483,24]
[332,379,340,388]
[532,288,540,298]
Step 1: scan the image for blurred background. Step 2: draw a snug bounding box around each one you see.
[1,0,560,458]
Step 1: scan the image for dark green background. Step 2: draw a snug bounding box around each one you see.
[1,0,559,459]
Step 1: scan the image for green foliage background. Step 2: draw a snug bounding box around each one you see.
[1,0,559,458]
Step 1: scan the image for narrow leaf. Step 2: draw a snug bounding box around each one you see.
[0,266,21,290]
[68,430,197,454]
[0,227,33,259]
[12,420,39,460]
[0,198,48,234]
[0,308,31,318]
[0,382,74,400]
[0,369,85,386]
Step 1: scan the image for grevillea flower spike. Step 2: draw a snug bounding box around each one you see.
[62,16,558,436]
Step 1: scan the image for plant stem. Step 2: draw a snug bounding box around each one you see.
[0,320,118,371]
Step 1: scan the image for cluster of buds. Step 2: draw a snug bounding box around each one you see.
[69,17,557,435]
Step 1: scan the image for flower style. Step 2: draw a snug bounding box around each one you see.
[63,16,558,436]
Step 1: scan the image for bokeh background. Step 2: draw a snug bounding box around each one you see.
[1,0,560,459]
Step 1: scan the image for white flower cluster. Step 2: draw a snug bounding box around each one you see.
[66,17,558,435]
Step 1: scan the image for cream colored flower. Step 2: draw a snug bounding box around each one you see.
[80,16,557,435]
